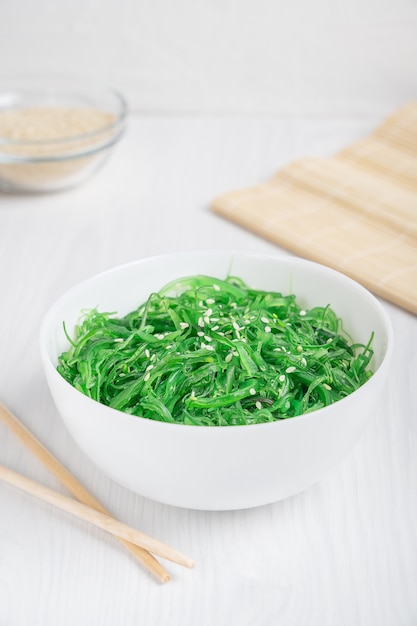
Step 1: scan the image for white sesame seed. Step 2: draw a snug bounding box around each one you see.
[231,302,237,308]
[144,372,151,382]
[256,401,262,410]
[274,347,281,352]
[233,350,239,356]
[198,317,204,327]
[210,317,219,322]
[204,335,212,342]
[154,333,165,340]
[249,388,256,395]
[206,298,215,305]
[211,325,219,331]
[297,345,303,352]
[323,383,332,390]
[301,357,307,367]
[197,331,204,337]
[203,343,214,351]
[300,310,306,316]
[206,308,213,317]
[150,354,156,361]
[145,349,150,358]
[225,352,233,363]
[204,316,211,325]
[261,316,269,324]
[146,364,154,371]
[114,338,123,343]
[264,326,271,333]
[213,284,220,291]
[286,366,296,373]
[179,322,189,329]
[279,374,286,382]
[165,344,172,349]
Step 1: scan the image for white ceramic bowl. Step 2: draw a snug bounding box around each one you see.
[40,251,393,510]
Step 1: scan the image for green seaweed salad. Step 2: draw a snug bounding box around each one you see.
[57,274,374,426]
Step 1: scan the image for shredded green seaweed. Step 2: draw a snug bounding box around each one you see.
[57,274,374,426]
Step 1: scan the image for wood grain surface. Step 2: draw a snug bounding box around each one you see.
[0,115,416,626]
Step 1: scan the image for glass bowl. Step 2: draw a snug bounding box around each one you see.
[0,74,127,193]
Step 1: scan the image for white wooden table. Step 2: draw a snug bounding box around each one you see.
[0,114,416,626]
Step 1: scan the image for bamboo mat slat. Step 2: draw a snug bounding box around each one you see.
[211,102,417,315]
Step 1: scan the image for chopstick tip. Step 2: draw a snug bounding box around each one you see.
[160,572,171,584]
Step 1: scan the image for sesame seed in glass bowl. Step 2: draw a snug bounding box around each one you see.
[0,73,128,193]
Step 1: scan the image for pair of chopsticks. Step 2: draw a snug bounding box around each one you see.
[0,402,195,583]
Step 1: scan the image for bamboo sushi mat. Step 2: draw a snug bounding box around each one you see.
[211,103,417,315]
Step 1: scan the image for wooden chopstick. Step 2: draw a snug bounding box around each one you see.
[0,463,194,568]
[0,402,191,582]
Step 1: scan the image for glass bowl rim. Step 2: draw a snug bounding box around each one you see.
[0,73,128,148]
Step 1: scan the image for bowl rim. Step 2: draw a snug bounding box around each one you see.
[0,72,128,153]
[39,249,394,432]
